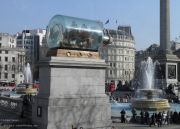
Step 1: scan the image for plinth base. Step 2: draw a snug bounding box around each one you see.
[32,57,111,129]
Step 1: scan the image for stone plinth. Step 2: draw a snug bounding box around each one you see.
[32,57,111,129]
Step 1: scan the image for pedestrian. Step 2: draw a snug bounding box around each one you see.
[173,111,178,123]
[155,113,158,124]
[140,110,144,124]
[166,110,170,125]
[145,111,149,124]
[157,112,162,127]
[149,113,156,127]
[162,111,166,125]
[120,109,126,123]
[131,108,137,122]
[170,111,173,124]
[108,80,116,98]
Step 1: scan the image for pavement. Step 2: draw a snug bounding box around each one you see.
[0,122,179,129]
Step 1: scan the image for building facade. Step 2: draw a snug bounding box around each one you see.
[0,47,25,84]
[16,29,46,81]
[105,26,135,85]
[0,33,16,48]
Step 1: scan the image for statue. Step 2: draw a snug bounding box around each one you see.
[46,15,111,58]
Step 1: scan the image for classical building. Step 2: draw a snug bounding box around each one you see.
[0,47,25,84]
[16,29,46,81]
[0,33,16,48]
[105,26,135,84]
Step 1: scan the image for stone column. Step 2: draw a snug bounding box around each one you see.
[160,0,170,53]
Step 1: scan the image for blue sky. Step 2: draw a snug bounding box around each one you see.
[0,0,180,50]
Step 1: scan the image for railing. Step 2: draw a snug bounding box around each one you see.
[0,96,23,115]
[0,96,38,128]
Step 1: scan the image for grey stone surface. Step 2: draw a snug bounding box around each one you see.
[32,57,111,129]
[160,0,170,53]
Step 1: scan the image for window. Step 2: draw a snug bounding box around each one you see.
[0,37,2,40]
[5,50,8,54]
[0,57,1,61]
[0,43,1,48]
[113,63,116,67]
[4,73,8,79]
[12,57,15,62]
[110,70,112,75]
[5,57,8,62]
[0,73,1,78]
[0,50,1,53]
[12,74,15,78]
[12,65,15,71]
[5,65,8,70]
[110,63,112,67]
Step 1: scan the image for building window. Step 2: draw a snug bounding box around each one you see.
[0,73,1,79]
[5,57,8,62]
[125,57,127,61]
[5,65,8,70]
[0,43,1,48]
[12,57,15,62]
[4,73,8,79]
[0,57,1,61]
[12,74,15,78]
[113,63,116,67]
[110,63,112,67]
[0,50,1,53]
[12,65,15,71]
[0,37,2,40]
[5,50,8,54]
[110,70,112,75]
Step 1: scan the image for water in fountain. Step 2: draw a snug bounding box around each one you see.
[132,57,170,110]
[141,57,155,89]
[136,57,162,99]
[24,63,32,84]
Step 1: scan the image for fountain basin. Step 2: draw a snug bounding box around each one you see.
[132,99,170,111]
[132,89,170,111]
[15,83,37,95]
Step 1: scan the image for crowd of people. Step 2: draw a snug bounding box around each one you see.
[119,109,180,127]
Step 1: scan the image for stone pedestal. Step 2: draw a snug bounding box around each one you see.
[154,53,179,87]
[32,57,111,129]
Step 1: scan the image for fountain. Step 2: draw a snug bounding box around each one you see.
[16,63,37,94]
[24,63,32,84]
[132,57,170,111]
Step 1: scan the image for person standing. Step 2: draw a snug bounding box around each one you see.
[149,113,156,127]
[131,108,137,122]
[120,109,126,123]
[108,81,116,96]
[140,110,145,124]
[157,112,162,127]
